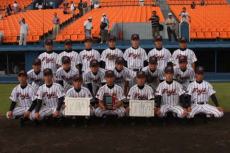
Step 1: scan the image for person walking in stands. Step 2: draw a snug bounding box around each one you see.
[19,18,29,46]
[149,10,160,39]
[52,12,60,39]
[179,7,191,23]
[78,0,84,16]
[6,4,12,16]
[100,13,109,44]
[165,12,178,42]
[70,1,76,16]
[84,17,93,38]
[13,1,19,14]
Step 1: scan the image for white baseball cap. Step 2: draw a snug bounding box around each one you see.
[168,12,172,16]
[88,16,92,20]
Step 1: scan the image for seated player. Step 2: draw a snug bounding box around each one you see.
[56,56,79,93]
[95,70,126,118]
[32,68,65,121]
[187,66,224,118]
[155,66,188,118]
[113,57,136,95]
[83,59,105,97]
[7,71,36,120]
[142,56,164,92]
[174,55,194,90]
[27,58,44,92]
[66,75,94,116]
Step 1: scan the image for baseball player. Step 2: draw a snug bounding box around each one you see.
[27,58,44,92]
[187,66,224,118]
[113,57,136,95]
[101,35,123,70]
[32,68,65,120]
[56,56,79,93]
[79,37,101,73]
[38,39,58,73]
[65,75,94,115]
[83,59,105,97]
[148,35,172,71]
[142,56,164,92]
[57,39,80,70]
[95,70,126,118]
[174,56,195,90]
[172,37,197,69]
[123,34,148,71]
[7,71,37,120]
[155,66,188,118]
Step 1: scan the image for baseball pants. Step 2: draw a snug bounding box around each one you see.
[31,107,61,120]
[6,106,30,119]
[160,104,185,118]
[19,33,27,46]
[95,107,126,118]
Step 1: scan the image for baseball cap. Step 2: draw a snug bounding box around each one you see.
[179,37,187,43]
[43,68,53,76]
[45,39,53,46]
[84,37,93,42]
[195,66,204,74]
[33,58,41,65]
[90,59,99,67]
[88,16,92,20]
[62,56,71,64]
[108,35,116,41]
[164,66,174,74]
[73,75,83,82]
[178,55,187,63]
[168,12,172,16]
[155,35,163,42]
[105,70,115,77]
[65,39,72,45]
[149,56,158,64]
[115,57,125,65]
[136,71,146,78]
[131,34,140,40]
[18,70,27,77]
[102,13,106,16]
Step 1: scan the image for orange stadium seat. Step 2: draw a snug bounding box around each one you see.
[167,0,227,5]
[0,0,32,10]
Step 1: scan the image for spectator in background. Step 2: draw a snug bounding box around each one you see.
[200,0,205,6]
[179,7,190,23]
[139,0,144,6]
[13,1,19,13]
[19,18,28,46]
[52,13,60,39]
[70,1,76,16]
[78,0,84,16]
[165,12,177,42]
[94,2,100,8]
[84,17,93,38]
[191,1,196,9]
[100,13,109,44]
[63,2,68,14]
[6,4,12,16]
[149,10,160,39]
[0,31,4,44]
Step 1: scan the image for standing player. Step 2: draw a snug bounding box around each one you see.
[7,71,37,120]
[27,58,44,92]
[187,66,224,118]
[83,59,105,97]
[32,68,65,120]
[56,56,79,93]
[155,66,188,118]
[172,37,197,69]
[142,56,164,92]
[101,35,123,70]
[95,70,126,118]
[57,39,80,70]
[38,39,58,73]
[79,37,101,73]
[174,56,195,90]
[123,34,148,71]
[147,36,172,71]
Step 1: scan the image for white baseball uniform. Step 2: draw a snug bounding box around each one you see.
[38,52,58,73]
[127,84,154,100]
[174,67,195,90]
[101,48,123,70]
[57,50,80,68]
[27,69,44,92]
[187,81,223,118]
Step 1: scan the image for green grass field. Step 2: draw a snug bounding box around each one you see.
[0,83,229,115]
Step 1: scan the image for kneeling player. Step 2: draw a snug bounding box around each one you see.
[95,70,126,118]
[32,68,65,120]
[187,66,224,118]
[155,66,188,118]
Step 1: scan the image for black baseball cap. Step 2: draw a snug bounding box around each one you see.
[84,37,93,42]
[45,39,53,46]
[90,59,99,67]
[149,56,158,64]
[195,66,204,74]
[18,70,27,77]
[105,70,115,77]
[62,56,71,64]
[65,39,72,45]
[155,35,162,42]
[108,35,116,41]
[136,71,146,78]
[131,34,140,40]
[178,55,188,63]
[164,66,174,74]
[73,75,83,82]
[33,58,41,65]
[179,37,187,43]
[43,68,53,76]
[115,57,125,65]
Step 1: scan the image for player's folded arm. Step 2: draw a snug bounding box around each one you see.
[154,95,162,108]
[210,94,220,107]
[35,99,42,113]
[28,99,37,112]
[9,101,17,111]
[56,96,65,111]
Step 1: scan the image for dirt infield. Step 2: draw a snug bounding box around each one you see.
[0,114,230,153]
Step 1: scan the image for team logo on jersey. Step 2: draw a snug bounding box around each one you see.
[17,93,30,100]
[128,53,141,59]
[176,54,187,60]
[162,88,177,96]
[192,88,207,95]
[134,93,148,100]
[82,54,95,60]
[42,57,55,63]
[106,53,118,60]
[153,55,164,60]
[176,74,189,82]
[42,92,57,99]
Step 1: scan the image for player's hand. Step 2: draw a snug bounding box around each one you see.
[24,111,31,118]
[154,107,161,116]
[7,111,13,119]
[182,109,188,117]
[53,111,60,118]
[217,107,224,112]
[187,107,192,112]
[35,112,40,120]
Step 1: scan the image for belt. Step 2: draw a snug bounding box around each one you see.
[196,102,206,105]
[132,68,141,72]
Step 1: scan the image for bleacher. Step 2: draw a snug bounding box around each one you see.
[100,0,154,7]
[167,0,227,5]
[0,0,32,10]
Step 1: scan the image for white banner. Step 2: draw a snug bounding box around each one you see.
[129,100,155,117]
[64,97,91,116]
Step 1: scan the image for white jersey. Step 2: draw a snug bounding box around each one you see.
[101,48,123,70]
[187,81,216,104]
[9,84,36,107]
[56,67,79,92]
[36,83,64,108]
[96,84,125,101]
[57,51,80,68]
[113,67,136,88]
[172,49,197,68]
[79,49,101,72]
[27,69,44,91]
[127,84,154,100]
[66,86,92,98]
[148,48,172,70]
[38,52,58,73]
[174,67,195,90]
[123,47,147,70]
[156,81,185,106]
